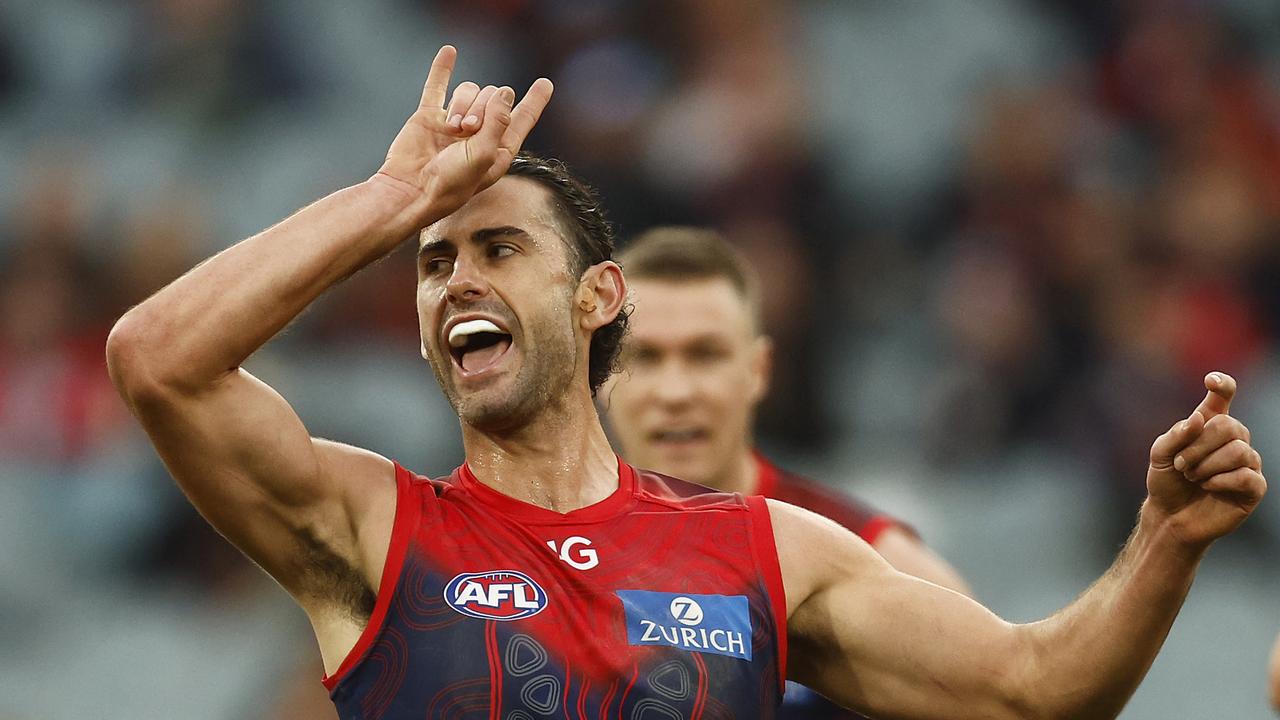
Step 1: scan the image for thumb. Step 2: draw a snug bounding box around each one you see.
[1193,371,1237,421]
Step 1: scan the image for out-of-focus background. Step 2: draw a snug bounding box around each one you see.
[1,0,1279,717]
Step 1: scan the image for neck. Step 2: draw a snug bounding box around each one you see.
[461,388,619,512]
[705,446,761,496]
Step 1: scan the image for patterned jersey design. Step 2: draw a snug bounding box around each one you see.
[324,460,787,719]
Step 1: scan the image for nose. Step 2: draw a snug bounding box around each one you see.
[652,359,697,407]
[445,258,488,303]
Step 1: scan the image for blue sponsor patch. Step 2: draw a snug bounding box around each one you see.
[616,590,752,661]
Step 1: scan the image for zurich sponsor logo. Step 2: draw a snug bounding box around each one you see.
[616,590,752,661]
[444,570,548,621]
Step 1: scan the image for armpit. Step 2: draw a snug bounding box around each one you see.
[296,525,377,621]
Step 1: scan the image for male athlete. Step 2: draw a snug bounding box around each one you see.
[605,227,966,718]
[108,46,1267,719]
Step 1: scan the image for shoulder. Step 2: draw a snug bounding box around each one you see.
[631,465,751,511]
[314,439,398,512]
[764,498,890,617]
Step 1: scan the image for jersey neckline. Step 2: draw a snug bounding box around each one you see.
[455,456,638,524]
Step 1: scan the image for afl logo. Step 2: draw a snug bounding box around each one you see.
[444,571,549,621]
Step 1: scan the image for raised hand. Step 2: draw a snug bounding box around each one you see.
[1145,372,1266,550]
[376,45,554,219]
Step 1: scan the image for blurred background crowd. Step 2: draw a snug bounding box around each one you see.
[2,0,1279,717]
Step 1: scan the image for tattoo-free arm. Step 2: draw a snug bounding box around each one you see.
[778,501,1199,719]
[778,373,1265,719]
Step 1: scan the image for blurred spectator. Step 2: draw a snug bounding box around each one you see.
[0,166,126,463]
[114,0,317,124]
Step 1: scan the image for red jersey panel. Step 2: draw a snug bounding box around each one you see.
[324,459,787,719]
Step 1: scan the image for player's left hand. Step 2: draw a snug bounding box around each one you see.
[1144,372,1266,552]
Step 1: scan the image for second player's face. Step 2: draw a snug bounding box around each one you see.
[417,177,580,431]
[604,278,768,489]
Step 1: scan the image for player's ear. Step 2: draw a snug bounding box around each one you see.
[576,261,625,332]
[748,334,772,403]
[421,340,430,360]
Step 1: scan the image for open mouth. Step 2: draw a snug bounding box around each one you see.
[447,319,514,377]
[649,428,710,446]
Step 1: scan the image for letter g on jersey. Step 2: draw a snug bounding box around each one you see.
[546,535,599,570]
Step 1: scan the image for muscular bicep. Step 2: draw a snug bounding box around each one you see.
[772,501,1029,720]
[121,365,393,600]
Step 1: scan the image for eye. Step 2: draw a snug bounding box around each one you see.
[423,257,452,275]
[688,343,730,364]
[489,243,517,259]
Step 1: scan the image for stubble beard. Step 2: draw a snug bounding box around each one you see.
[428,310,580,435]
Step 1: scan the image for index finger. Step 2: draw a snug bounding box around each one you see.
[1151,411,1206,468]
[500,78,554,153]
[1193,372,1237,421]
[419,45,458,110]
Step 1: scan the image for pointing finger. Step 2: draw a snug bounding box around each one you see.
[1193,372,1237,421]
[419,45,458,110]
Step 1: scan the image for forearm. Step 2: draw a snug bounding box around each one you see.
[109,175,432,391]
[1012,505,1202,718]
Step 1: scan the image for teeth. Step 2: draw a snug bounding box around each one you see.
[448,319,503,347]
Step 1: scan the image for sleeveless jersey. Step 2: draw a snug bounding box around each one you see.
[323,459,788,719]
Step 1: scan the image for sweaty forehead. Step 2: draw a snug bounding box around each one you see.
[628,278,756,341]
[421,176,564,249]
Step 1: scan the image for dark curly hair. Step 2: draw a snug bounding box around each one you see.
[505,154,629,395]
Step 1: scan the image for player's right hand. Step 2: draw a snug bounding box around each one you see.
[374,45,553,220]
[1143,372,1266,553]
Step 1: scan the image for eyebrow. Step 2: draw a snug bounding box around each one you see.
[418,226,528,256]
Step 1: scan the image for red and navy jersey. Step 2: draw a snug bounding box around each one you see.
[754,453,908,545]
[754,452,908,720]
[324,460,787,719]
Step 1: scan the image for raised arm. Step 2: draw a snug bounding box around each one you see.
[777,372,1265,719]
[106,46,551,623]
